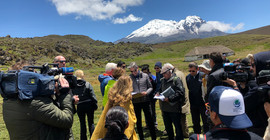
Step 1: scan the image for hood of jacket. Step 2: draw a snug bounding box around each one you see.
[76,79,86,87]
[254,51,270,76]
[98,73,111,83]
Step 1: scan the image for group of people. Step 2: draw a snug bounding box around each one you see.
[2,50,270,140]
[94,51,270,140]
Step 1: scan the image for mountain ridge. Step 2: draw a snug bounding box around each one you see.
[116,16,227,44]
[236,25,270,35]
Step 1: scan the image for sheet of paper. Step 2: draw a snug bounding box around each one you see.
[154,95,165,101]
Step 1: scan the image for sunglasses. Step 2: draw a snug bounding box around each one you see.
[57,60,66,63]
[251,63,255,68]
[130,70,137,73]
[189,70,196,72]
[154,67,160,69]
[122,66,126,69]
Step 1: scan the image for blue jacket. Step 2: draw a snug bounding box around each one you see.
[155,72,163,93]
[98,74,113,96]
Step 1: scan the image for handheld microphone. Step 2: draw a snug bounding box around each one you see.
[60,67,74,74]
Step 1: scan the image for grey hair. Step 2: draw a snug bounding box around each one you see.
[105,63,117,72]
[163,63,175,73]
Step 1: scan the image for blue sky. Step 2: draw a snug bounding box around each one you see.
[0,0,269,42]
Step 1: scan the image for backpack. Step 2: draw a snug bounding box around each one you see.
[72,82,98,110]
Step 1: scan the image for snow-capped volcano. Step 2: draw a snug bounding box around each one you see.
[116,16,227,44]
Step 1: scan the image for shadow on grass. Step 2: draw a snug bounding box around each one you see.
[135,127,168,140]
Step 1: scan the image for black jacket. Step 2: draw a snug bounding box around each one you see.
[206,64,227,102]
[189,124,263,140]
[159,75,185,112]
[72,79,98,110]
[186,72,204,107]
[243,85,268,137]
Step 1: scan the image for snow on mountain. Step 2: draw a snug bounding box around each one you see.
[116,16,227,44]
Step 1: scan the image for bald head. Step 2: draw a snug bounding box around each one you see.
[54,55,66,68]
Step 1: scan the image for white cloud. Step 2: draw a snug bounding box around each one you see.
[199,21,244,32]
[50,0,144,20]
[112,14,142,24]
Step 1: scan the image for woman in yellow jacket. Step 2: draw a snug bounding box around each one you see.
[91,75,138,140]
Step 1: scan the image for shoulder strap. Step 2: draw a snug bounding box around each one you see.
[173,76,178,86]
[197,134,206,140]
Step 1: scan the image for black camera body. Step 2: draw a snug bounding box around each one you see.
[221,63,250,82]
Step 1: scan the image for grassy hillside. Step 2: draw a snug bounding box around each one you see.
[0,35,152,68]
[237,25,270,35]
[124,34,270,75]
[0,34,270,139]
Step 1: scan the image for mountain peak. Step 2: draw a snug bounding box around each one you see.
[116,16,226,44]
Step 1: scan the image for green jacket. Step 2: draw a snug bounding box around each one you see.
[3,93,74,140]
[103,79,116,107]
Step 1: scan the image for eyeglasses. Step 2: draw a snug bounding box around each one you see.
[189,70,196,72]
[57,60,66,63]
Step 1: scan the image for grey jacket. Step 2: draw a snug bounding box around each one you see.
[130,71,153,103]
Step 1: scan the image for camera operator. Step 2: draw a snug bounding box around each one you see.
[235,58,257,96]
[206,52,229,102]
[54,55,79,105]
[2,61,74,140]
[223,51,270,137]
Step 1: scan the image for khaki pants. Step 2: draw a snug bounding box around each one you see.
[181,113,189,138]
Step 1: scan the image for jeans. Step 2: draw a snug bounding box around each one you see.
[133,102,156,140]
[162,111,183,140]
[77,102,95,140]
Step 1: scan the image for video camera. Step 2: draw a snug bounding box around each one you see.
[24,63,77,89]
[221,63,251,82]
[257,60,270,102]
[0,63,74,100]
